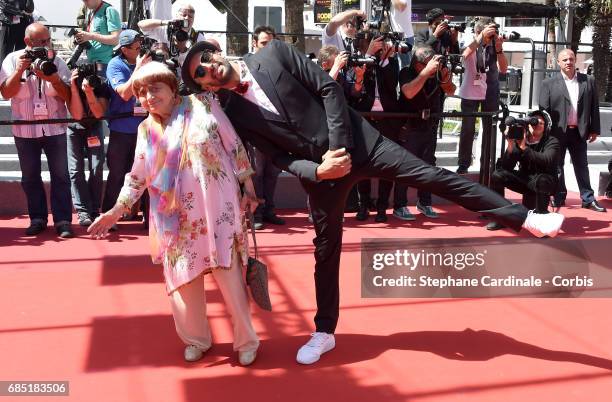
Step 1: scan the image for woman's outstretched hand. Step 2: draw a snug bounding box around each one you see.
[88,208,123,239]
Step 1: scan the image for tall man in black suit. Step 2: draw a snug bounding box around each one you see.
[539,49,606,212]
[181,39,565,365]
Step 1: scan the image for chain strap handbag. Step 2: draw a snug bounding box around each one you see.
[245,212,272,311]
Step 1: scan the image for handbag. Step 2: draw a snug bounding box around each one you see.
[245,212,272,311]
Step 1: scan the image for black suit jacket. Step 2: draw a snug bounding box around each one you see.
[539,72,600,140]
[220,39,381,184]
[414,28,460,55]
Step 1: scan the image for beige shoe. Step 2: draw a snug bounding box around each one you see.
[184,345,209,362]
[238,349,257,366]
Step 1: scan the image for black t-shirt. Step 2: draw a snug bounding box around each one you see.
[69,82,113,131]
[398,66,441,130]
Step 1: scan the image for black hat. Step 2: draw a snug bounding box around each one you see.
[180,41,220,94]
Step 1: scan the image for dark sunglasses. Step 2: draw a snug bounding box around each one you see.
[194,52,213,79]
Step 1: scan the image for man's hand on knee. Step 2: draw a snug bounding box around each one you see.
[316,148,351,180]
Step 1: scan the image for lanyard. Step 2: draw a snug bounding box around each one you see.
[86,2,104,32]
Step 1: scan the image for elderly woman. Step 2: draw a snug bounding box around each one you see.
[89,62,260,366]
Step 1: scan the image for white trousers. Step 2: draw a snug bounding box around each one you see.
[169,253,259,353]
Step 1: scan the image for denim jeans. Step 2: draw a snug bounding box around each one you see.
[102,131,138,212]
[14,134,72,225]
[67,122,105,216]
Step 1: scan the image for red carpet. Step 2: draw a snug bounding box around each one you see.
[1,194,611,402]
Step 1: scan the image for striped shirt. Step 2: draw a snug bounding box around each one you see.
[0,49,71,139]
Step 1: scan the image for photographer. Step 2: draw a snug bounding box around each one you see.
[456,17,508,175]
[72,0,121,69]
[488,110,559,230]
[389,0,414,68]
[137,3,205,67]
[414,8,460,56]
[0,0,34,62]
[349,34,404,222]
[67,64,112,227]
[102,30,149,228]
[322,8,366,51]
[0,22,74,238]
[397,45,456,220]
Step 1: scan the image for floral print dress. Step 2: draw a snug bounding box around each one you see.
[116,94,254,294]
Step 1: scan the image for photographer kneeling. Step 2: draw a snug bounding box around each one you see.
[488,110,560,230]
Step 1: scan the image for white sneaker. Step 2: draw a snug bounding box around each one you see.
[239,349,258,366]
[296,332,335,364]
[184,344,210,362]
[522,210,565,238]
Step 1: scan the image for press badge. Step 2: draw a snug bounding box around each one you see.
[87,136,101,148]
[12,15,20,24]
[33,102,49,120]
[473,73,483,87]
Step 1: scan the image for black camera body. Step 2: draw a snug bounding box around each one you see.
[24,47,57,76]
[139,37,179,73]
[346,54,377,68]
[75,63,104,91]
[66,28,92,69]
[168,19,189,42]
[505,116,539,140]
[443,19,466,33]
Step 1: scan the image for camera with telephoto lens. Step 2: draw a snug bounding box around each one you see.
[66,28,92,70]
[24,47,58,76]
[75,63,104,90]
[345,52,377,68]
[493,24,521,41]
[168,18,189,42]
[442,19,467,33]
[140,37,179,73]
[504,116,539,140]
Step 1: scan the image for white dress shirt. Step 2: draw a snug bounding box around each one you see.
[561,71,579,127]
[236,61,280,115]
[0,50,70,138]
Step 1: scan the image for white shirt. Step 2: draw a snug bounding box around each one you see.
[561,71,579,126]
[0,50,71,138]
[390,0,414,38]
[322,28,349,51]
[144,0,173,44]
[458,50,487,100]
[237,61,279,115]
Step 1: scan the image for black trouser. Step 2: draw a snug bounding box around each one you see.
[491,169,557,213]
[553,128,594,204]
[250,146,281,218]
[102,131,138,212]
[302,136,529,334]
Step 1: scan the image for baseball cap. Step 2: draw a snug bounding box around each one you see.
[113,29,142,51]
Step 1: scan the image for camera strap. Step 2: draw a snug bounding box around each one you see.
[86,1,105,32]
